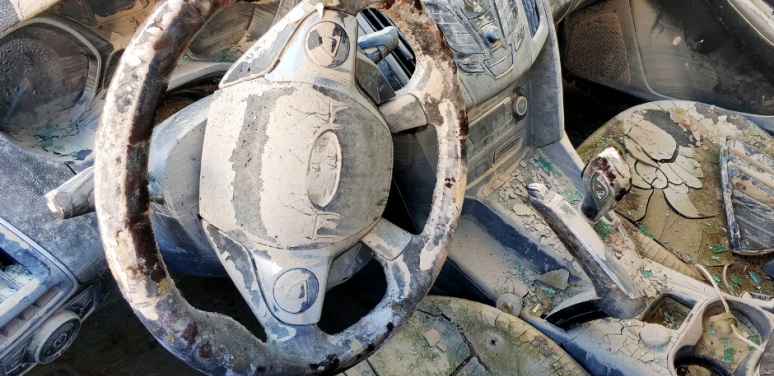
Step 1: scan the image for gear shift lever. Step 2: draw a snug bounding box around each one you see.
[526,147,643,325]
[528,183,645,322]
[579,146,631,223]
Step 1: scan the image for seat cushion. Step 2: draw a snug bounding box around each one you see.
[340,296,588,376]
[577,101,774,295]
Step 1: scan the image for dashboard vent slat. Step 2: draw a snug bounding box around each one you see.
[357,9,416,89]
[521,0,540,36]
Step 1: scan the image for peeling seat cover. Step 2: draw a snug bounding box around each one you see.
[337,296,589,376]
[577,100,774,296]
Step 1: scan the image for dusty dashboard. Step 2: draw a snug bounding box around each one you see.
[425,0,547,107]
[424,0,550,181]
[372,0,551,231]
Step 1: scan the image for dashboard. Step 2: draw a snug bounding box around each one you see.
[427,0,547,108]
[0,0,280,169]
[356,0,550,189]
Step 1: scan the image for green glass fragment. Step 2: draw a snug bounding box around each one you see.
[539,284,555,294]
[713,245,727,253]
[575,191,583,200]
[594,221,614,238]
[637,225,655,239]
[751,271,761,284]
[640,270,654,278]
[687,254,693,263]
[216,47,241,63]
[724,347,734,363]
[536,156,560,175]
[713,273,722,284]
[41,123,57,135]
[711,256,722,262]
[731,276,743,286]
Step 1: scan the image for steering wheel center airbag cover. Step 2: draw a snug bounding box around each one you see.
[199,80,392,252]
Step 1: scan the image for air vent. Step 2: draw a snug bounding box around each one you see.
[357,9,416,89]
[521,0,540,36]
[0,248,35,304]
[0,287,57,342]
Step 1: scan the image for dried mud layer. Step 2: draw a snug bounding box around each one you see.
[577,100,774,297]
[475,145,667,315]
[483,151,588,315]
[339,296,588,376]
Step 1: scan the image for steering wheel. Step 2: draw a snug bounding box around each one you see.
[94,0,467,374]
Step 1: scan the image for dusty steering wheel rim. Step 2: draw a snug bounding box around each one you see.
[94,0,468,374]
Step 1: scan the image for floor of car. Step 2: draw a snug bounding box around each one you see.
[28,79,615,376]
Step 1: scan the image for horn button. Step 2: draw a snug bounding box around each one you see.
[199,12,393,325]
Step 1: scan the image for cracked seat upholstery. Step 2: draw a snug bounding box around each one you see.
[338,296,588,376]
[577,100,774,296]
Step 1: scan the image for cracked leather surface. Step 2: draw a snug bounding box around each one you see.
[341,296,588,376]
[578,100,774,296]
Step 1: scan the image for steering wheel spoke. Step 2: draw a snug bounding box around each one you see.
[204,221,341,326]
[378,94,429,133]
[362,218,415,261]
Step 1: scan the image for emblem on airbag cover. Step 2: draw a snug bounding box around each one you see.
[305,22,350,68]
[273,268,319,314]
[307,131,341,207]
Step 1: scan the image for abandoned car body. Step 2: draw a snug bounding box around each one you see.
[1,0,774,375]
